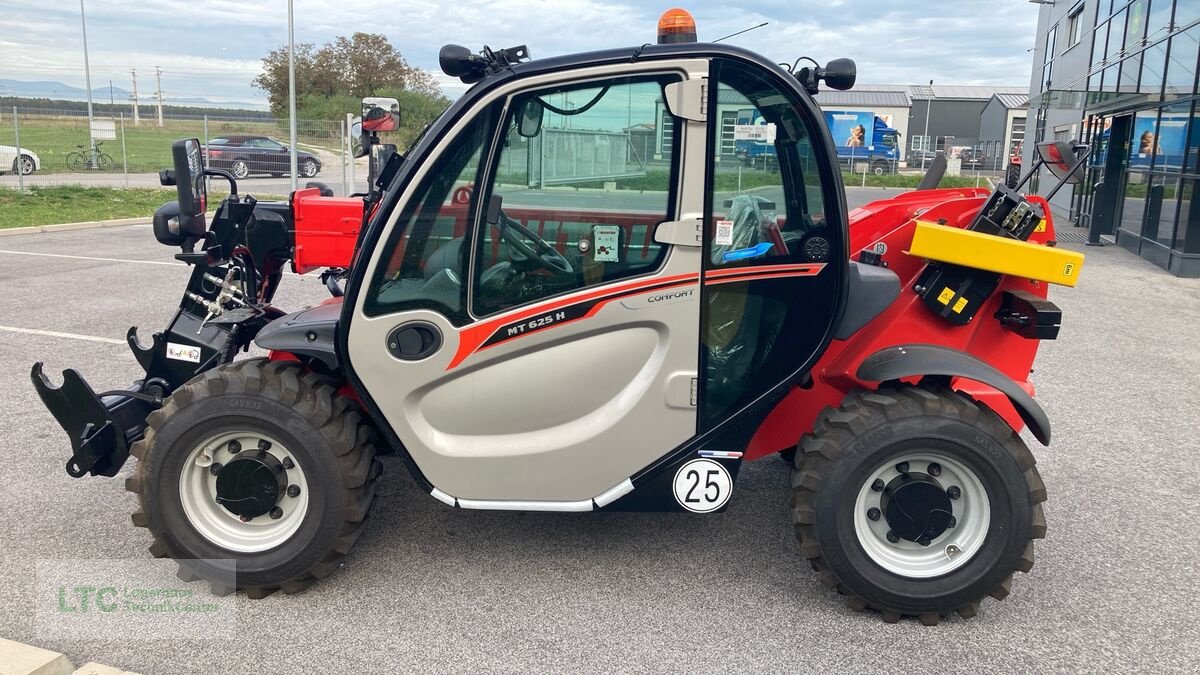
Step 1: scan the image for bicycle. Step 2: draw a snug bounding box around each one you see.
[66,141,114,171]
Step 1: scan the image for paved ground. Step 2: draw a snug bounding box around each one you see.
[0,199,1197,673]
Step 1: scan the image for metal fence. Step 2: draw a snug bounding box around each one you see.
[1,107,366,196]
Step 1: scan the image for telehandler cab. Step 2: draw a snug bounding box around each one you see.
[32,10,1089,623]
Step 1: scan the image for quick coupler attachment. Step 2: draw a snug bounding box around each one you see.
[31,363,161,478]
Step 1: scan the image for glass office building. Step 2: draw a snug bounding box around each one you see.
[1028,0,1199,276]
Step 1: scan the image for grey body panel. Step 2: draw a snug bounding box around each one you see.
[856,343,1051,445]
[833,261,900,340]
[255,301,341,369]
[345,60,711,503]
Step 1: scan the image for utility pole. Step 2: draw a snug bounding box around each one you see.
[109,80,114,105]
[287,0,299,192]
[130,69,140,126]
[921,79,933,172]
[155,66,164,128]
[79,0,97,165]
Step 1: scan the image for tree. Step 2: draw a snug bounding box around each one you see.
[253,33,444,120]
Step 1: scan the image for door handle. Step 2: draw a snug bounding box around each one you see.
[387,322,443,361]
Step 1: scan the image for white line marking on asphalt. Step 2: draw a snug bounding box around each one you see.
[0,249,179,266]
[0,325,126,345]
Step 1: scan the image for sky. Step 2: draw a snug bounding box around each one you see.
[0,0,1041,106]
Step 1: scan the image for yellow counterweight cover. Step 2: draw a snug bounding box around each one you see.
[909,221,1085,287]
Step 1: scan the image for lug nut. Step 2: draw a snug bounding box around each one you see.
[239,515,252,522]
[886,530,899,543]
[947,486,962,500]
[947,516,957,528]
[928,462,942,477]
[282,457,295,470]
[895,461,909,474]
[917,536,931,547]
[227,440,241,453]
[286,484,300,498]
[258,439,272,451]
[867,507,881,521]
[871,479,885,492]
[269,507,283,520]
[209,463,222,476]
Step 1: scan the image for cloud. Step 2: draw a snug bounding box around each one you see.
[0,0,1039,103]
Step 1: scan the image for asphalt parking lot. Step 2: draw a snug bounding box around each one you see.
[1,201,1198,673]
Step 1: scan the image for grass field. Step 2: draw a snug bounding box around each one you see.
[0,186,281,229]
[0,115,345,175]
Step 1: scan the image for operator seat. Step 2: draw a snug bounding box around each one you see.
[704,195,782,417]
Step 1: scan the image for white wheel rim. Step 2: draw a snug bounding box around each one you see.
[303,161,316,176]
[233,162,248,178]
[178,430,310,553]
[853,451,990,578]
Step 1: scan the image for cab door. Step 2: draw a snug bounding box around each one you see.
[344,61,710,505]
[699,58,847,430]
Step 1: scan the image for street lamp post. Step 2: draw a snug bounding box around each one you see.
[287,0,298,192]
[921,79,933,172]
[79,0,96,168]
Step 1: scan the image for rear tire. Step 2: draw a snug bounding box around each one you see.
[126,358,381,597]
[790,384,1045,624]
[231,159,250,179]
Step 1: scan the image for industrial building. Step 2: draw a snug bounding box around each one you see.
[1027,0,1199,276]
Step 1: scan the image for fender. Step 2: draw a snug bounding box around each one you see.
[254,300,342,369]
[856,343,1051,446]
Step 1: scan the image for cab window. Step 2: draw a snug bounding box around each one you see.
[471,76,680,316]
[701,59,841,426]
[364,105,499,323]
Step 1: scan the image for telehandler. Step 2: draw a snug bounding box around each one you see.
[33,9,1089,623]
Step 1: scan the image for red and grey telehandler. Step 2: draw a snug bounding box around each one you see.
[33,10,1089,623]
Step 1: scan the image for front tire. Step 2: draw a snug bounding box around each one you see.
[790,384,1046,624]
[14,155,35,175]
[300,158,319,178]
[126,359,381,597]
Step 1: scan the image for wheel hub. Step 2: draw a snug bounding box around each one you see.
[880,474,954,543]
[853,451,991,578]
[214,450,287,519]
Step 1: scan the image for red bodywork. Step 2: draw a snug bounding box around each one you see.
[287,186,1058,461]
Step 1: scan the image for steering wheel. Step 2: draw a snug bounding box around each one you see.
[498,212,574,277]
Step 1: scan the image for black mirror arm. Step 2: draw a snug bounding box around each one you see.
[203,168,238,196]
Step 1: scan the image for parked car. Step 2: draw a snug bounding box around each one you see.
[959,147,988,169]
[905,149,938,168]
[0,145,41,175]
[202,136,321,179]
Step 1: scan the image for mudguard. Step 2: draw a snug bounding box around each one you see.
[254,301,342,369]
[856,343,1051,445]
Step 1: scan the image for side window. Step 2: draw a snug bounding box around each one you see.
[471,76,680,316]
[364,106,498,323]
[714,82,828,267]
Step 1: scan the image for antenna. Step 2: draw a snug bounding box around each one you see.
[713,22,768,43]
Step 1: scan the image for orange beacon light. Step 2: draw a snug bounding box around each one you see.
[657,8,697,44]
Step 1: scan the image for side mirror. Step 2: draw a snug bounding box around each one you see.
[170,138,207,236]
[517,99,544,138]
[351,119,367,158]
[361,97,400,133]
[1037,140,1086,185]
